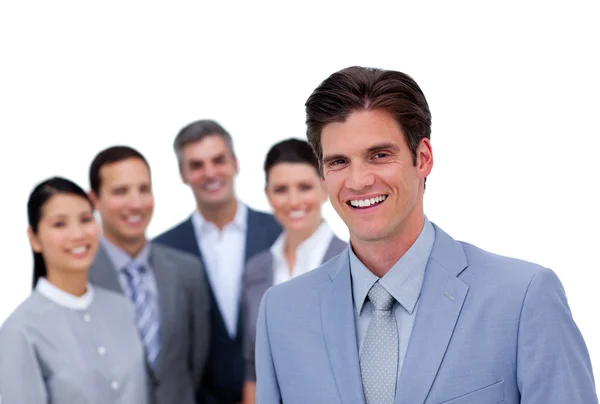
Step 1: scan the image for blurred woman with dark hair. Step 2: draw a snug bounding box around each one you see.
[241,139,347,403]
[0,177,148,403]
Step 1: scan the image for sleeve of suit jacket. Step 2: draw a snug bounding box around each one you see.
[255,288,282,403]
[516,267,598,403]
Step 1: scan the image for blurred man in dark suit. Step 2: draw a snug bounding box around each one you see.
[155,120,281,404]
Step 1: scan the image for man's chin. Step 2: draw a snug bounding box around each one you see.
[114,233,147,247]
[198,194,235,210]
[349,227,392,244]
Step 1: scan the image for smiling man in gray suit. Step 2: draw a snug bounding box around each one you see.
[255,67,597,403]
[87,146,211,404]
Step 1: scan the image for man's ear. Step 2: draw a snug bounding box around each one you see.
[88,190,99,209]
[179,163,189,185]
[318,178,329,204]
[417,137,434,179]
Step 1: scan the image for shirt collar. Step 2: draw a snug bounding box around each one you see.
[269,231,286,262]
[101,237,152,273]
[270,220,333,263]
[350,216,435,316]
[36,277,94,310]
[191,200,248,233]
[297,221,334,256]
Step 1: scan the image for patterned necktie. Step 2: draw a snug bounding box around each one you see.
[360,281,399,404]
[122,262,161,370]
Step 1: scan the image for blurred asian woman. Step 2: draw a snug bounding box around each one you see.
[0,177,149,404]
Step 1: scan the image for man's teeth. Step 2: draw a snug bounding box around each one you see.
[289,210,306,219]
[71,246,88,254]
[126,215,142,223]
[203,181,223,191]
[349,195,387,208]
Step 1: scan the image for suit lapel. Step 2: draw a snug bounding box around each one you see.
[244,208,260,261]
[321,251,366,404]
[236,208,266,336]
[89,245,124,294]
[323,236,347,263]
[243,253,274,295]
[263,253,274,287]
[395,225,469,404]
[148,244,177,380]
[179,217,203,259]
[245,208,278,262]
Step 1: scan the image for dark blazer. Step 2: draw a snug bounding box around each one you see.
[153,207,282,404]
[242,235,347,381]
[88,242,211,404]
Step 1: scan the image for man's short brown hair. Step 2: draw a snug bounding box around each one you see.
[305,66,431,175]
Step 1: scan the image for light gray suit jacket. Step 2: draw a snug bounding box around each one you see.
[243,236,346,381]
[256,223,598,403]
[89,242,211,404]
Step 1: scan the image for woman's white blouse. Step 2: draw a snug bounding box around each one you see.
[270,221,335,285]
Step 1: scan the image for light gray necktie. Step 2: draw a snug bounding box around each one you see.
[360,281,399,404]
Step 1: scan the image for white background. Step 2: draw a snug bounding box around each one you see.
[1,1,598,375]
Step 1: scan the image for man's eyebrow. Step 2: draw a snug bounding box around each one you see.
[366,142,400,153]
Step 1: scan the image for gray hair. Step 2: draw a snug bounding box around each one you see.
[174,119,236,165]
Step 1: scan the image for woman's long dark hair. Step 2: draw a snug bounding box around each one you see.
[28,177,93,288]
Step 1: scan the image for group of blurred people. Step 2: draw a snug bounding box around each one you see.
[0,65,597,404]
[0,115,333,403]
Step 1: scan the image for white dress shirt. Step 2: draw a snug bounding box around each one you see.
[192,202,248,338]
[271,221,334,285]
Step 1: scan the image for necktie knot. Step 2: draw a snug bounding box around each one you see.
[123,262,145,278]
[367,281,395,311]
